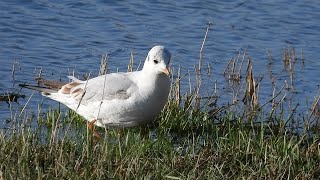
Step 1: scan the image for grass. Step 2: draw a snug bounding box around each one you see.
[1,100,320,179]
[2,25,320,179]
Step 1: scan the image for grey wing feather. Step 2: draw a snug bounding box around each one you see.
[75,73,137,103]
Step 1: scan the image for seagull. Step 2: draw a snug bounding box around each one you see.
[20,46,171,137]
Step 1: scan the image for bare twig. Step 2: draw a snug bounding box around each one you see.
[19,91,35,118]
[97,69,109,120]
[128,51,134,72]
[76,72,91,112]
[193,22,213,106]
[99,54,108,76]
[199,22,213,75]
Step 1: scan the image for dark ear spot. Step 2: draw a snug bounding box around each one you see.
[147,55,150,61]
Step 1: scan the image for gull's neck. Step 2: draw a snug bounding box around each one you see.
[138,69,168,90]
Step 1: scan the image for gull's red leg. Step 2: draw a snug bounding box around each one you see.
[87,119,101,140]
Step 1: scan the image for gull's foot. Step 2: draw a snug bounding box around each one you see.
[88,119,101,141]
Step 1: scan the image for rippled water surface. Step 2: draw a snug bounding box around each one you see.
[1,1,320,126]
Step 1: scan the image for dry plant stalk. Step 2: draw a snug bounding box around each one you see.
[282,47,296,69]
[11,60,20,81]
[194,95,201,111]
[223,57,233,77]
[49,111,61,149]
[176,65,181,105]
[128,51,134,72]
[223,49,246,82]
[282,47,296,89]
[34,67,43,86]
[289,55,294,89]
[271,82,276,109]
[242,57,259,110]
[195,22,212,97]
[283,47,290,69]
[199,22,212,75]
[99,54,108,76]
[309,96,320,125]
[206,63,211,77]
[96,70,109,121]
[76,72,91,112]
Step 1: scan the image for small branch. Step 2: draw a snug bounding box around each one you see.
[199,22,213,75]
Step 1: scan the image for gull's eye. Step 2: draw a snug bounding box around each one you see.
[153,60,159,64]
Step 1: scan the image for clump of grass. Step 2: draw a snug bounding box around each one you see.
[1,100,320,179]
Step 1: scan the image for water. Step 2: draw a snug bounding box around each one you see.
[1,0,320,126]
